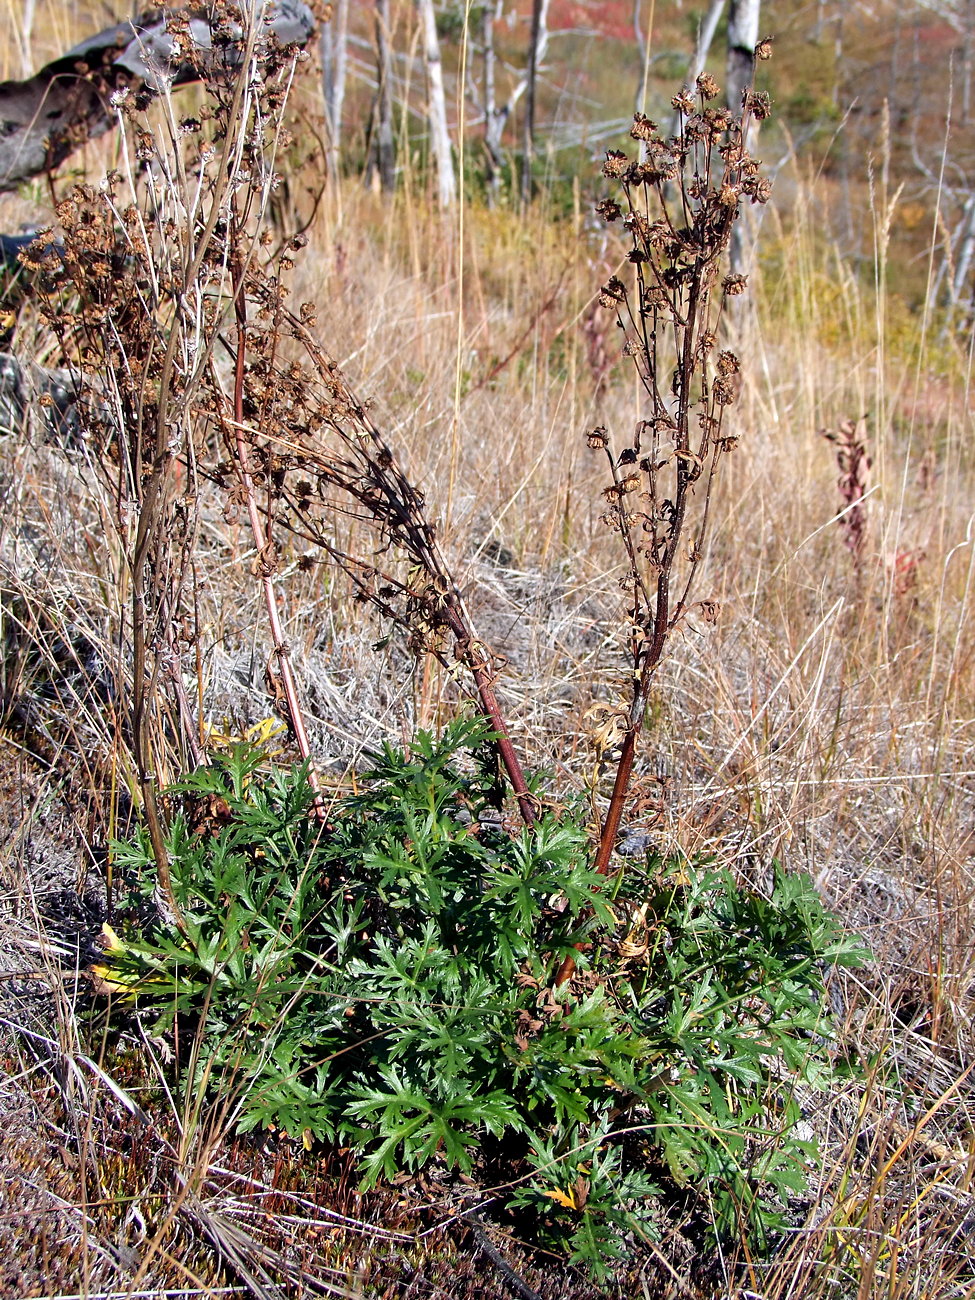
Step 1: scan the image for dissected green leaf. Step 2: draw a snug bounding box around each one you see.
[104,719,868,1279]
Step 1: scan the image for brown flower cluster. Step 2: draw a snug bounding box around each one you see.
[584,67,772,748]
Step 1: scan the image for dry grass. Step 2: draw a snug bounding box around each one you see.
[1,15,974,1298]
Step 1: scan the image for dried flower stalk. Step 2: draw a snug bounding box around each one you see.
[586,75,772,881]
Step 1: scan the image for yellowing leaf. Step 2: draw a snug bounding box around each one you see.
[541,1187,578,1211]
[99,921,125,954]
[88,962,138,997]
[205,716,285,754]
[244,717,286,749]
[88,923,140,995]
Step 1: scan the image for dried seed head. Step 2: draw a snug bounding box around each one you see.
[56,199,79,227]
[595,198,622,222]
[722,273,748,296]
[716,350,740,375]
[682,114,706,142]
[671,89,695,115]
[696,72,720,100]
[712,377,737,406]
[697,600,721,624]
[755,36,774,61]
[642,285,667,310]
[743,175,773,204]
[624,210,651,242]
[697,330,717,358]
[602,149,629,178]
[744,90,772,120]
[620,473,641,494]
[598,277,627,308]
[630,112,658,142]
[588,426,609,450]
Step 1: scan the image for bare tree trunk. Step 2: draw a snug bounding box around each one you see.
[952,194,975,309]
[726,0,761,274]
[521,0,548,205]
[669,0,725,138]
[320,0,348,181]
[947,0,975,308]
[417,0,456,208]
[690,0,727,86]
[19,0,36,77]
[372,0,396,194]
[633,0,649,116]
[963,0,974,122]
[482,1,534,203]
[726,0,760,114]
[483,1,504,201]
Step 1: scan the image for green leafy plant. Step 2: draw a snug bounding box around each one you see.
[103,718,867,1279]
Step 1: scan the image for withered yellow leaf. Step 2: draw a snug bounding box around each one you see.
[541,1187,578,1211]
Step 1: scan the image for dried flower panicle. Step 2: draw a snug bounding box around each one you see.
[820,417,872,565]
[584,65,772,874]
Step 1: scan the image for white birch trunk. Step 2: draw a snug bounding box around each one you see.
[726,0,761,274]
[417,0,456,208]
[951,194,975,309]
[19,0,36,77]
[320,0,348,181]
[669,0,726,139]
[521,0,549,204]
[726,0,761,113]
[690,0,727,87]
[373,0,395,194]
[482,2,533,201]
[483,1,503,198]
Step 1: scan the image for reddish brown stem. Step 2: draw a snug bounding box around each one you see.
[554,574,669,986]
[441,605,536,828]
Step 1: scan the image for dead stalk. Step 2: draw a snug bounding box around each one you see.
[228,233,321,804]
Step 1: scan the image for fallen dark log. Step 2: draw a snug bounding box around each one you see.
[0,2,316,193]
